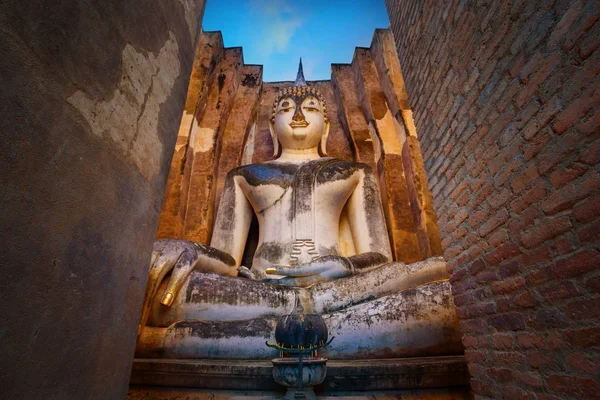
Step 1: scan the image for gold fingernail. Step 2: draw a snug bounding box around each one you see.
[160,292,174,306]
[266,268,277,275]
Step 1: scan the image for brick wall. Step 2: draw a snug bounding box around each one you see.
[385,1,599,399]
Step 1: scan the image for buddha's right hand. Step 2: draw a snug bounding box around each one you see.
[138,239,235,335]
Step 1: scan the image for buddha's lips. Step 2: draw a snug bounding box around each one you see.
[289,121,309,128]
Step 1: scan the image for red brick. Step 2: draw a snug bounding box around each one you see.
[519,246,553,268]
[469,258,486,276]
[526,265,552,286]
[510,163,540,193]
[488,312,526,331]
[470,380,494,398]
[573,193,600,224]
[563,2,600,51]
[498,260,520,278]
[547,374,600,398]
[456,189,470,206]
[585,275,600,293]
[538,280,580,301]
[553,78,600,134]
[486,367,512,382]
[517,53,562,108]
[475,269,499,284]
[566,296,600,320]
[489,228,509,247]
[520,215,572,249]
[487,187,511,210]
[577,18,600,59]
[526,350,559,369]
[579,138,600,165]
[470,175,487,192]
[531,308,567,329]
[566,352,598,374]
[492,333,514,350]
[549,0,585,46]
[575,106,600,135]
[565,327,600,348]
[471,183,495,207]
[467,242,489,261]
[515,371,543,388]
[541,170,600,214]
[462,335,477,348]
[493,156,523,189]
[503,386,536,400]
[468,209,490,228]
[454,207,469,225]
[549,162,589,188]
[464,349,486,363]
[513,290,538,308]
[491,276,526,295]
[523,127,551,160]
[452,226,468,240]
[537,395,561,400]
[484,242,522,265]
[493,350,527,367]
[479,208,509,237]
[550,249,600,279]
[510,181,547,214]
[449,267,468,284]
[577,219,600,243]
[517,333,544,349]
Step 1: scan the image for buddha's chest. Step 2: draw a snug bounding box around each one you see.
[246,180,357,214]
[237,160,361,219]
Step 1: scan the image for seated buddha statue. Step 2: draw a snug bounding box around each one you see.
[135,64,462,360]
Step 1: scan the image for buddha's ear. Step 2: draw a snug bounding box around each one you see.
[319,120,330,156]
[269,119,279,158]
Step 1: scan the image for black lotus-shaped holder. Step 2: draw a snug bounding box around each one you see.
[266,314,335,399]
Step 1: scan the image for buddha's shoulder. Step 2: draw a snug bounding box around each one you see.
[226,162,298,186]
[317,158,373,183]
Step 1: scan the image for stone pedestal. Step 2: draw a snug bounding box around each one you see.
[128,356,471,399]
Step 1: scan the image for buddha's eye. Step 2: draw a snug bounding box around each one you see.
[303,106,319,112]
[279,107,293,113]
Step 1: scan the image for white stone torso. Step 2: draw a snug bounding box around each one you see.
[235,160,361,276]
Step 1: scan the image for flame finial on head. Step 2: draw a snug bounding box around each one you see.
[294,58,307,87]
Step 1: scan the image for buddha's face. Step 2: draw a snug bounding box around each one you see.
[271,95,329,152]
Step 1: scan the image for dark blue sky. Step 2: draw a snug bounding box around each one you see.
[203,0,390,82]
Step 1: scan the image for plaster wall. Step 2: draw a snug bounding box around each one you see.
[0,1,205,398]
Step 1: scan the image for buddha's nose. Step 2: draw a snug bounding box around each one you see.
[292,107,306,122]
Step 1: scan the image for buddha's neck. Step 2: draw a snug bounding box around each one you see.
[276,147,321,163]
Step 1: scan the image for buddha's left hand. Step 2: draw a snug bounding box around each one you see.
[265,255,354,287]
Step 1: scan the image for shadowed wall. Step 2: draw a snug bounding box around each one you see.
[0,1,206,398]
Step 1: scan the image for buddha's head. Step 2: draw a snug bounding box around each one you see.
[269,60,330,158]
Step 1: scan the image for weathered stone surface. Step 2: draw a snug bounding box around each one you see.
[214,65,263,215]
[352,47,421,263]
[332,64,375,170]
[0,0,206,398]
[181,47,243,243]
[157,31,224,239]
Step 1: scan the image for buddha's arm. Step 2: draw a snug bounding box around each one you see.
[138,172,252,334]
[345,165,393,264]
[209,172,253,266]
[160,171,252,301]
